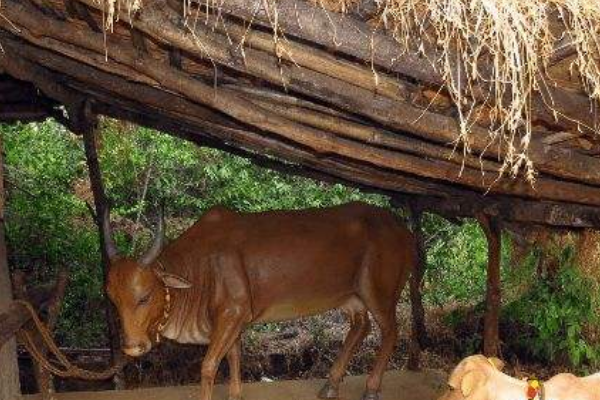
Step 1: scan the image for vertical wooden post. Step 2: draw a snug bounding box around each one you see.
[74,103,124,388]
[0,135,22,400]
[407,205,428,370]
[477,214,502,357]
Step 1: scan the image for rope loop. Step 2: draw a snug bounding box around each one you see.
[15,300,127,380]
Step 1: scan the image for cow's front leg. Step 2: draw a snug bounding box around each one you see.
[199,307,248,400]
[227,339,242,400]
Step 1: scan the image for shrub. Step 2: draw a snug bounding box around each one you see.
[502,244,600,371]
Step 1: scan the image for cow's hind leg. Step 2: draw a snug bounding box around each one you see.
[359,246,403,400]
[362,306,397,400]
[318,297,371,399]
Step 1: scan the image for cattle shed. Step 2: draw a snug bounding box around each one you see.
[1,0,600,398]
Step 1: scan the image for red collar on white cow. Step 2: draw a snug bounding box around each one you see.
[154,259,172,343]
[525,378,545,400]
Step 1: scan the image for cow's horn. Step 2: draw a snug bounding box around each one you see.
[100,205,119,261]
[139,207,165,267]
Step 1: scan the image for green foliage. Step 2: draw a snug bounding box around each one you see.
[99,121,385,217]
[503,245,600,370]
[1,122,107,347]
[423,217,488,305]
[421,216,511,306]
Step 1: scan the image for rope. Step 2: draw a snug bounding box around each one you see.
[14,300,127,380]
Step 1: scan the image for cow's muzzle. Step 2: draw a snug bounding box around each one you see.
[122,340,151,357]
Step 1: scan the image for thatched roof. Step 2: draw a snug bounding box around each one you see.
[1,0,600,227]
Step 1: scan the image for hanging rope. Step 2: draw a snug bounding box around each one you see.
[15,300,127,380]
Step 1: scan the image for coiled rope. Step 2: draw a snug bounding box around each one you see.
[15,300,127,380]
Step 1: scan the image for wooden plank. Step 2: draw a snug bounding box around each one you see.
[0,134,21,400]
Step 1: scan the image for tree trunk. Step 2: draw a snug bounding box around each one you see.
[478,214,502,357]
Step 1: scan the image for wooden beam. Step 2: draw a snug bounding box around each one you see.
[75,0,600,186]
[477,214,502,357]
[14,44,600,229]
[213,0,597,132]
[11,0,600,189]
[2,1,600,227]
[7,27,600,207]
[0,134,21,400]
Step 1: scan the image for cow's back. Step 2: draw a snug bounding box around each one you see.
[230,203,409,322]
[162,202,412,323]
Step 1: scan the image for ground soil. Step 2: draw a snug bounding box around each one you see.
[24,369,449,400]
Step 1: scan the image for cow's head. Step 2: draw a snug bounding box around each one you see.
[103,208,191,357]
[438,355,505,400]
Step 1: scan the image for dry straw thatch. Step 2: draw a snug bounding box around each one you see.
[327,0,600,181]
[94,0,600,181]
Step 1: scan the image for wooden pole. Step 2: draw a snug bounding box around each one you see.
[477,214,502,357]
[77,102,125,389]
[0,135,22,400]
[407,205,429,370]
[0,303,30,350]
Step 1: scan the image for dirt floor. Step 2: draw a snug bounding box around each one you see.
[24,369,448,400]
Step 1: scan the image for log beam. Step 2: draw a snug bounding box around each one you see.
[1,0,600,227]
[4,35,600,228]
[5,0,596,190]
[4,22,600,207]
[72,0,600,186]
[213,0,597,133]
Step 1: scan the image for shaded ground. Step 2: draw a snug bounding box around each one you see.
[24,369,448,400]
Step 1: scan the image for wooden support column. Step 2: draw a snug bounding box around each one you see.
[477,214,502,357]
[76,102,124,389]
[0,135,22,400]
[407,205,429,370]
[0,303,30,349]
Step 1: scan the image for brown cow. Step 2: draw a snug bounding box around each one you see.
[105,202,416,400]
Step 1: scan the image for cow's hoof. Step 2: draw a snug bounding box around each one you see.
[361,390,380,400]
[318,381,339,399]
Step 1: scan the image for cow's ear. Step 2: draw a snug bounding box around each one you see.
[154,269,192,289]
[487,357,505,371]
[460,370,486,398]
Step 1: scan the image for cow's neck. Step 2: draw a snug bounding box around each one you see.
[155,257,212,345]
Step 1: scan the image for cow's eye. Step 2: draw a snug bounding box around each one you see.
[139,292,152,305]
